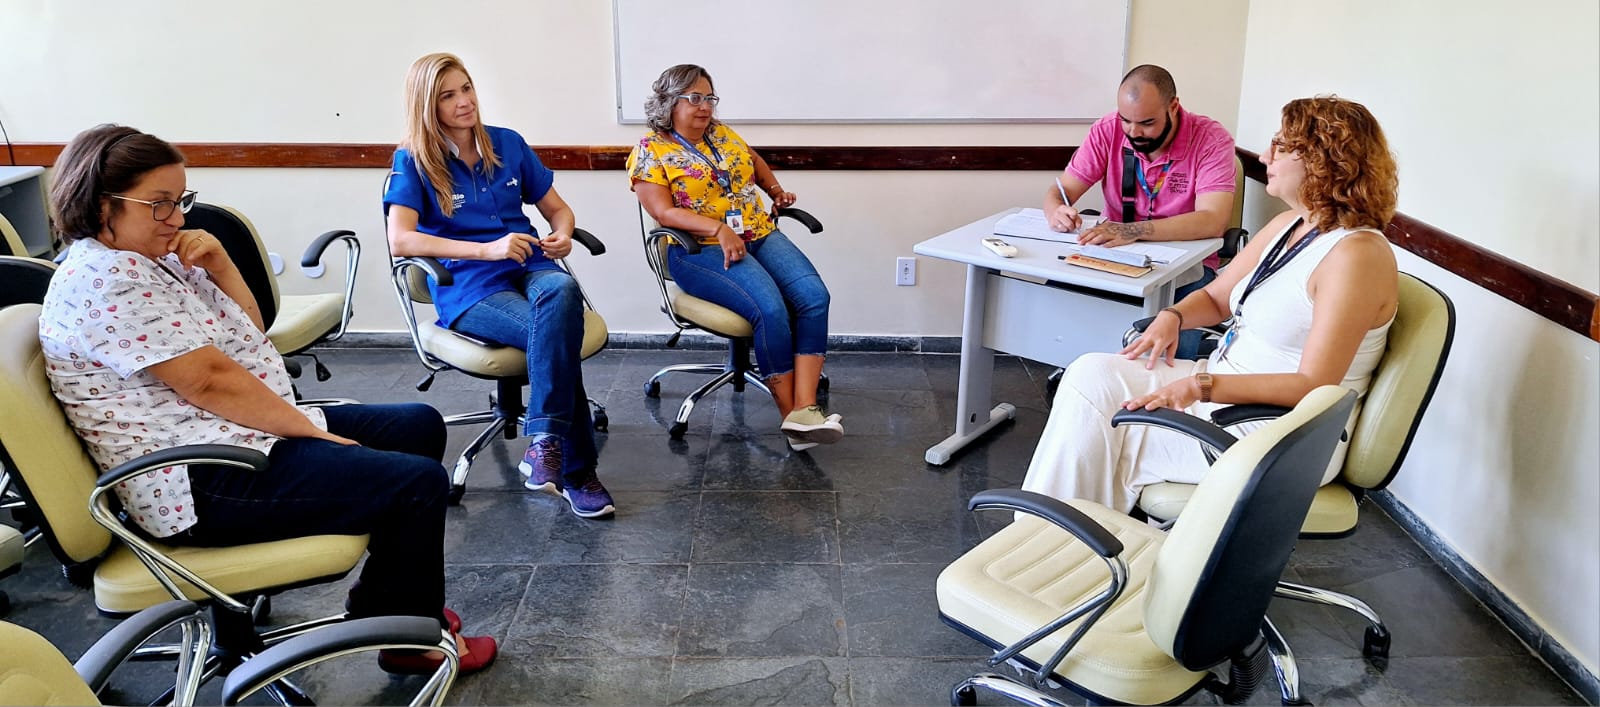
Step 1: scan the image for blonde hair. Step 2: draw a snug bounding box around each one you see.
[400,52,501,217]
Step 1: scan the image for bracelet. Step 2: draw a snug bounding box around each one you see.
[766,183,784,195]
[1160,306,1184,330]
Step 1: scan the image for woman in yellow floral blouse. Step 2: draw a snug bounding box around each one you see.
[627,64,842,451]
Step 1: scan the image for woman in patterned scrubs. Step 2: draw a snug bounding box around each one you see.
[37,124,495,675]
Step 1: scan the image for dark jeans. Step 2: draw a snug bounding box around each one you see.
[450,266,598,482]
[1173,266,1218,361]
[177,403,451,627]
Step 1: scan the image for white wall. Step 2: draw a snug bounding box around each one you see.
[1235,0,1600,674]
[0,0,1249,335]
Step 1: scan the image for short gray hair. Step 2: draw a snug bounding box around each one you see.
[644,64,715,132]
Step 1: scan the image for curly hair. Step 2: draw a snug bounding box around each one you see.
[1276,96,1398,231]
[644,64,717,133]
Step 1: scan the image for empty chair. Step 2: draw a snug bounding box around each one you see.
[182,202,359,382]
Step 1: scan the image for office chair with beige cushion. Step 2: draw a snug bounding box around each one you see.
[385,225,609,505]
[0,599,458,706]
[639,206,826,438]
[183,202,360,383]
[1112,272,1455,682]
[939,387,1357,706]
[0,213,28,257]
[0,303,458,705]
[0,255,58,612]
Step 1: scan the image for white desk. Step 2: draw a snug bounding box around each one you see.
[913,208,1221,464]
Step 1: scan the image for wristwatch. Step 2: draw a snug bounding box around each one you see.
[1194,372,1214,403]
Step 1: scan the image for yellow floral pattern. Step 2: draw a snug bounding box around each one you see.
[626,123,775,245]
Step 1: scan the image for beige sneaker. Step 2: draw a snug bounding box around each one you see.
[781,405,844,445]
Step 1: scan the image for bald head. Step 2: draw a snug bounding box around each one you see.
[1120,65,1177,103]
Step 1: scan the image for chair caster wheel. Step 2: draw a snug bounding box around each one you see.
[62,560,95,589]
[669,422,688,439]
[1363,625,1391,663]
[594,412,609,432]
[447,485,466,506]
[644,381,661,398]
[951,685,976,706]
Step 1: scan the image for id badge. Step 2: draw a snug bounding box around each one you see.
[724,210,745,234]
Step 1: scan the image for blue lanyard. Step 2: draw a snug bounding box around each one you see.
[1235,218,1323,316]
[669,130,732,194]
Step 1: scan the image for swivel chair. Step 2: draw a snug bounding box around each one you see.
[0,599,458,706]
[0,304,458,705]
[0,213,27,257]
[183,203,360,383]
[938,387,1357,706]
[0,255,57,610]
[639,206,826,438]
[383,202,610,505]
[1111,272,1455,701]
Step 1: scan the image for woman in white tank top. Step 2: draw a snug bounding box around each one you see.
[1022,97,1401,513]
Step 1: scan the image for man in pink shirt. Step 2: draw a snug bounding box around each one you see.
[1045,64,1237,358]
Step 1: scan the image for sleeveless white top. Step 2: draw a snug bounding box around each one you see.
[1210,218,1392,392]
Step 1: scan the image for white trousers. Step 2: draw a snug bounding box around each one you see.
[1023,353,1230,514]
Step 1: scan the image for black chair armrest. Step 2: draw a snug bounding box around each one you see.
[571,227,606,256]
[397,255,453,287]
[221,616,449,706]
[968,489,1122,558]
[1208,404,1292,428]
[1220,227,1249,260]
[1079,208,1101,217]
[648,226,704,255]
[299,230,357,267]
[95,445,269,489]
[1110,408,1240,455]
[776,207,824,234]
[75,600,205,692]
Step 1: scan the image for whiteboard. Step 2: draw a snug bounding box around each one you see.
[613,0,1129,124]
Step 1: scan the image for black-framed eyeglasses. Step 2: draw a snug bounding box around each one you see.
[106,190,198,221]
[676,92,720,106]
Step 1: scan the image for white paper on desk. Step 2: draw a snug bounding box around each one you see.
[993,208,1106,243]
[1057,241,1189,265]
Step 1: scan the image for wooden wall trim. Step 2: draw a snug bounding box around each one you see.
[1237,147,1599,342]
[11,142,1595,341]
[10,143,1074,171]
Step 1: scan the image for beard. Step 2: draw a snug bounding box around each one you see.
[1128,111,1175,154]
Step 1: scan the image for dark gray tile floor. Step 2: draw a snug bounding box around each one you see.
[0,348,1586,706]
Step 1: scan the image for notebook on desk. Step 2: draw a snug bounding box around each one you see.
[992,208,1105,243]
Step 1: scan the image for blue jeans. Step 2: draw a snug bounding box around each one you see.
[1173,266,1218,361]
[667,230,830,378]
[180,403,451,627]
[451,266,598,481]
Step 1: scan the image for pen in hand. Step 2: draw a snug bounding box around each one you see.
[1055,177,1071,208]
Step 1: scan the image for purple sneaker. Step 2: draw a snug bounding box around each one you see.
[562,472,615,519]
[519,435,563,496]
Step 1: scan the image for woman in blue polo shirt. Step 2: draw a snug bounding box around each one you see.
[384,52,612,519]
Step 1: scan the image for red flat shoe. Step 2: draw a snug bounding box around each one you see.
[378,634,497,676]
[443,607,462,634]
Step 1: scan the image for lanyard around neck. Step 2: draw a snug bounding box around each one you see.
[669,130,732,193]
[1234,217,1323,315]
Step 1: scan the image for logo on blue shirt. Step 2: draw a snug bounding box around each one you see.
[451,193,465,209]
[507,177,519,188]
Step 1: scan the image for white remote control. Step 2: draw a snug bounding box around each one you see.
[982,237,1018,258]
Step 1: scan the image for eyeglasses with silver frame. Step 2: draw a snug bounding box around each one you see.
[676,93,720,106]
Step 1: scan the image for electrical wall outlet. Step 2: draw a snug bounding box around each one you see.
[896,256,917,286]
